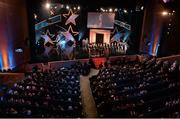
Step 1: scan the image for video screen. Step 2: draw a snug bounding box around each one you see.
[87,12,115,29]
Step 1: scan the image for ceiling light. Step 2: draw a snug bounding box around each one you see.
[66,5,70,9]
[162,11,168,16]
[124,9,127,13]
[109,8,112,12]
[45,3,51,9]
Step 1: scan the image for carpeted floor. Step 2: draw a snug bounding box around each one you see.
[80,68,99,118]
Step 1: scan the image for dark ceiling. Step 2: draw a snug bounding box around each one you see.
[28,0,146,9]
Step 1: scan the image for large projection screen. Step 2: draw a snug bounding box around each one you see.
[87,12,115,29]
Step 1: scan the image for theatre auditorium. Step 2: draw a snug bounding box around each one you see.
[0,0,180,118]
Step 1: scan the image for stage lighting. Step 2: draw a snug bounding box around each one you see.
[78,6,80,10]
[162,11,168,16]
[124,9,127,13]
[100,8,105,12]
[162,0,172,3]
[34,14,37,19]
[45,2,51,9]
[109,8,113,12]
[61,5,64,8]
[114,8,118,12]
[66,5,70,9]
[168,13,173,16]
[141,6,144,10]
[74,7,76,10]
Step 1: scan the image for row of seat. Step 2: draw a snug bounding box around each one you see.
[90,58,180,118]
[0,67,84,118]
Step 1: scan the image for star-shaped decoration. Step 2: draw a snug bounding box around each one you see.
[63,9,79,26]
[41,30,55,45]
[67,25,79,36]
[111,27,119,35]
[65,14,79,25]
[44,29,55,38]
[63,9,76,18]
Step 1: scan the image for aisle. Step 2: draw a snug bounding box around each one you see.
[80,69,99,118]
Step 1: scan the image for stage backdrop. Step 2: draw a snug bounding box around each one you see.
[27,2,144,63]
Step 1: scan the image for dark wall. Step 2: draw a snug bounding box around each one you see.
[140,0,164,56]
[140,0,180,57]
[0,0,29,70]
[158,0,180,56]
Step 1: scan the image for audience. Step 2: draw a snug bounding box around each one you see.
[90,58,180,118]
[0,57,179,118]
[0,64,84,118]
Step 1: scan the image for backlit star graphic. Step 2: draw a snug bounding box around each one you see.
[63,9,76,18]
[67,25,79,36]
[41,30,55,45]
[111,27,119,35]
[63,9,79,26]
[65,14,79,25]
[44,29,55,38]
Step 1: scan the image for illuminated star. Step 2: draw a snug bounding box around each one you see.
[41,34,54,45]
[41,30,55,45]
[67,25,79,36]
[65,14,79,25]
[111,27,119,35]
[44,29,55,38]
[63,9,79,26]
[63,9,76,18]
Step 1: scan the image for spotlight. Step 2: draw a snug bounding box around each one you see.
[162,0,172,3]
[74,7,76,10]
[173,10,175,13]
[34,14,37,19]
[162,11,168,16]
[163,0,167,3]
[124,9,127,13]
[66,5,70,9]
[78,6,80,10]
[100,8,105,12]
[45,2,51,9]
[114,8,118,12]
[109,8,113,12]
[141,6,144,10]
[61,5,64,8]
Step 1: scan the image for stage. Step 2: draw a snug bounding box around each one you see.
[25,55,141,72]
